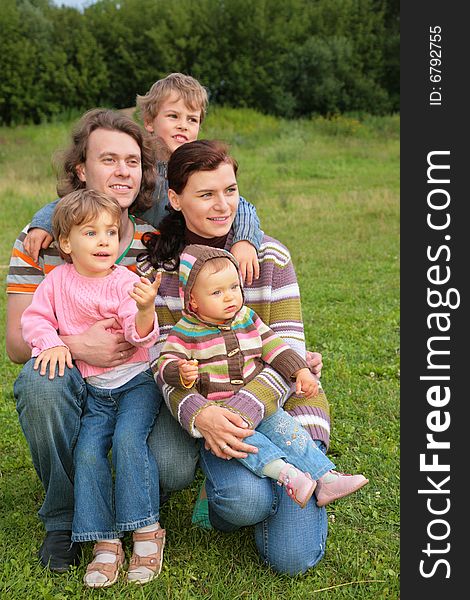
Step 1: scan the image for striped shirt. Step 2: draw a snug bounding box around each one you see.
[6,215,155,294]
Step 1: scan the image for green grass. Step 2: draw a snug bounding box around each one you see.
[0,109,400,598]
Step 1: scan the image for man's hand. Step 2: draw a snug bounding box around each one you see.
[62,318,136,367]
[178,358,199,386]
[24,228,53,262]
[295,367,319,398]
[306,350,323,379]
[194,404,258,459]
[231,241,260,285]
[34,346,72,379]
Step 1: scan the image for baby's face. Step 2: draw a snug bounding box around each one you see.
[190,261,243,324]
[144,92,201,153]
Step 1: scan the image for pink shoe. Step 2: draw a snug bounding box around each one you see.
[277,464,317,508]
[315,470,369,507]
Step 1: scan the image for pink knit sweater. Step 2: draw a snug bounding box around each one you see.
[21,263,159,378]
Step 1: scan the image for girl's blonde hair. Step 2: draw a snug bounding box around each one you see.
[52,189,122,262]
[136,73,209,124]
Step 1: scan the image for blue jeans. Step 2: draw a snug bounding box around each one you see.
[199,439,329,575]
[72,369,161,541]
[14,360,199,531]
[240,409,335,479]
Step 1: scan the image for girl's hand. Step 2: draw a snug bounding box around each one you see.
[306,350,323,379]
[129,272,162,311]
[194,405,258,459]
[34,346,72,379]
[24,228,53,262]
[295,367,319,398]
[231,241,259,285]
[178,358,199,386]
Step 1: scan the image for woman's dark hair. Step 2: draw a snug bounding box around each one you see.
[140,140,238,272]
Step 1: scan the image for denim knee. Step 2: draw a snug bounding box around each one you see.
[149,403,198,492]
[15,360,86,448]
[201,454,273,527]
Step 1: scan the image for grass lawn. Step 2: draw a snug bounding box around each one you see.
[0,109,400,599]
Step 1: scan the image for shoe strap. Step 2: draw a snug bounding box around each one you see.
[93,541,123,557]
[132,527,166,542]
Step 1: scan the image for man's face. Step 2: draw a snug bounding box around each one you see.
[76,128,142,210]
[145,92,201,153]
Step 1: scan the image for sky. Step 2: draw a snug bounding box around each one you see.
[51,0,96,9]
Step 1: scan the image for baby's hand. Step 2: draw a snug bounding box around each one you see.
[178,358,199,387]
[24,228,53,262]
[231,241,259,285]
[34,346,73,379]
[295,368,319,399]
[130,272,162,311]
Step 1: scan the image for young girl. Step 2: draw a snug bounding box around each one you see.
[21,190,165,588]
[155,245,368,509]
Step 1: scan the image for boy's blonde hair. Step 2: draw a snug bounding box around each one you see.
[136,73,209,124]
[52,189,122,262]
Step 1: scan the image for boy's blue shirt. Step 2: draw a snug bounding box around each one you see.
[29,161,263,249]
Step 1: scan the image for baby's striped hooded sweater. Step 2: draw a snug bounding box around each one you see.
[148,234,331,448]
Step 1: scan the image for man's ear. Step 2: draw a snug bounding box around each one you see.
[168,189,181,211]
[76,163,86,183]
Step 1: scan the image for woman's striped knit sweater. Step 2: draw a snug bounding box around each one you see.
[147,232,331,448]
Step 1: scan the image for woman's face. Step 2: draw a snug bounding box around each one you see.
[168,163,239,238]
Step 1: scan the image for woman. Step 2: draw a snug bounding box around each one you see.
[141,140,330,574]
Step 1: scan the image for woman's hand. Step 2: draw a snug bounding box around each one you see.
[231,241,260,285]
[306,350,323,379]
[194,404,258,459]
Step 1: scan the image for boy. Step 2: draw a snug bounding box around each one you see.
[24,73,263,284]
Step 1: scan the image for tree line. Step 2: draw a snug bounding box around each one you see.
[0,0,399,126]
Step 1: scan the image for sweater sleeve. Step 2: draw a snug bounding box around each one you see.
[254,311,309,380]
[20,273,66,356]
[28,200,59,235]
[232,195,264,250]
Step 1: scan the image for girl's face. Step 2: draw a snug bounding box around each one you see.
[190,261,243,323]
[59,212,120,278]
[168,163,239,239]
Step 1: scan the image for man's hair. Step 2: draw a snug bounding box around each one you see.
[55,108,156,214]
[52,189,122,263]
[136,73,209,124]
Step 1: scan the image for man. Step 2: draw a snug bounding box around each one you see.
[5,109,198,572]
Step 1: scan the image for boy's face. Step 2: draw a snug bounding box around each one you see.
[76,128,142,211]
[190,261,243,324]
[59,212,120,278]
[145,92,201,153]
